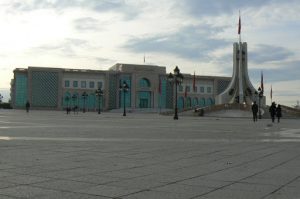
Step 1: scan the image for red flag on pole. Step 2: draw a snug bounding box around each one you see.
[261,71,264,93]
[193,71,196,92]
[238,16,241,34]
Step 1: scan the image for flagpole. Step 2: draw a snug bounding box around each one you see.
[270,85,273,103]
[239,10,241,43]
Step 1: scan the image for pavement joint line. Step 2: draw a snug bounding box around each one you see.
[188,153,300,199]
[143,149,287,193]
[260,175,300,199]
[24,184,115,199]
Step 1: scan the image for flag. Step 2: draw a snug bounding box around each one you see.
[193,71,196,92]
[270,85,273,101]
[184,86,187,97]
[261,71,264,93]
[238,16,241,34]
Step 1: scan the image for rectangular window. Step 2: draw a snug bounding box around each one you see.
[89,81,95,88]
[186,86,190,92]
[73,81,78,88]
[200,86,204,93]
[207,87,212,93]
[81,81,86,88]
[64,80,70,87]
[97,81,103,89]
[179,85,183,92]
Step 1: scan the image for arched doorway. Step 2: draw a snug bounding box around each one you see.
[193,97,198,107]
[88,93,96,110]
[207,98,214,106]
[178,97,184,110]
[200,98,206,107]
[63,92,71,108]
[186,97,191,108]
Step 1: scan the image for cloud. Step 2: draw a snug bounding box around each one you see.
[9,0,138,19]
[95,57,116,65]
[125,25,230,60]
[177,0,277,17]
[249,60,300,83]
[73,17,102,31]
[30,38,89,57]
[249,44,293,64]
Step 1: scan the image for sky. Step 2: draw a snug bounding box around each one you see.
[0,0,299,106]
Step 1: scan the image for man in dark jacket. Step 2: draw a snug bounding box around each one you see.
[269,102,276,123]
[251,101,258,122]
[25,101,30,113]
[276,104,282,123]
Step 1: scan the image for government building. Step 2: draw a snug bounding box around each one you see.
[10,63,230,111]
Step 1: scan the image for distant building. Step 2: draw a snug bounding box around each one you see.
[11,64,230,111]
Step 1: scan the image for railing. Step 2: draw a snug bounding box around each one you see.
[162,103,252,116]
[194,103,252,116]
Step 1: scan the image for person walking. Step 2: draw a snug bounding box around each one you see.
[25,101,30,113]
[251,101,258,122]
[276,104,282,123]
[269,102,276,123]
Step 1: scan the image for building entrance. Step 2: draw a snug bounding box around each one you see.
[138,91,151,108]
[140,99,149,108]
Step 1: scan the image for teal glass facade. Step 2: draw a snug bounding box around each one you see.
[108,74,117,109]
[32,71,58,107]
[15,74,27,107]
[158,78,167,109]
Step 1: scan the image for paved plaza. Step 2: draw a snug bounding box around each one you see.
[0,110,300,199]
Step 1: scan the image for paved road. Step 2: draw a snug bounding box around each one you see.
[0,110,300,199]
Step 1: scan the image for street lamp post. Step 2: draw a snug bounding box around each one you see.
[258,87,263,119]
[95,88,103,114]
[82,92,88,113]
[167,66,183,120]
[119,81,129,116]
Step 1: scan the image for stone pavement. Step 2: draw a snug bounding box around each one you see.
[0,110,300,199]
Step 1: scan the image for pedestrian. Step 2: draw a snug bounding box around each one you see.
[251,101,258,122]
[269,102,276,123]
[276,104,282,123]
[25,101,30,113]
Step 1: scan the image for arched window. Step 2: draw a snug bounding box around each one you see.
[193,98,198,107]
[178,97,184,110]
[186,97,191,108]
[200,98,206,107]
[207,98,214,106]
[139,78,151,88]
[63,92,71,108]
